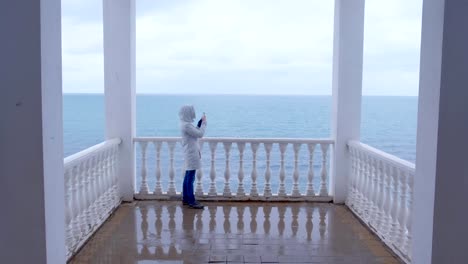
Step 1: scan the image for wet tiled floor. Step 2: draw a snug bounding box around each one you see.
[70,201,401,264]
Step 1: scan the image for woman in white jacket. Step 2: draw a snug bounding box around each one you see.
[179,105,207,209]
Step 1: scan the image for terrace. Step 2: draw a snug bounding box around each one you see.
[2,0,467,264]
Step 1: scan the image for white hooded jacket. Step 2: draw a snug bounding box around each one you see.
[179,105,207,170]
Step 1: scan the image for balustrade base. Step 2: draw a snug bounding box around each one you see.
[134,193,332,202]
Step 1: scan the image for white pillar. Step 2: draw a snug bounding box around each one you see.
[0,1,65,263]
[413,0,468,263]
[103,0,136,201]
[331,0,365,203]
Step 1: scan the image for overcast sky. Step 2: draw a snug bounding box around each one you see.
[62,0,423,95]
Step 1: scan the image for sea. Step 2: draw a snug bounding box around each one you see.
[64,94,417,193]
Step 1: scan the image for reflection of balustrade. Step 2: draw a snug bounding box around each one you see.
[130,203,328,261]
[347,140,414,263]
[64,138,121,260]
[134,137,334,201]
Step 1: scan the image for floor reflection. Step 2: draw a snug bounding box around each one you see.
[70,202,401,264]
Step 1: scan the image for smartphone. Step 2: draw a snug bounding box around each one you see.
[197,112,205,128]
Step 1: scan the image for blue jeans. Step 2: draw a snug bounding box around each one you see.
[182,170,196,204]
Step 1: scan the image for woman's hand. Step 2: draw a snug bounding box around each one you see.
[202,115,207,122]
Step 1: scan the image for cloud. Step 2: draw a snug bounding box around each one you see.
[61,0,422,95]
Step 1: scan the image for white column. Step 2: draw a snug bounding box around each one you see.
[413,0,468,263]
[0,1,65,263]
[330,0,365,203]
[103,0,136,201]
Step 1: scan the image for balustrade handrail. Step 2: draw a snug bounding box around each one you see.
[64,138,122,166]
[348,140,415,171]
[135,137,334,144]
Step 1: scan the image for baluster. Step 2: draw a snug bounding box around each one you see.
[346,147,354,206]
[390,167,401,243]
[306,143,316,197]
[208,142,218,196]
[362,152,371,220]
[278,143,288,197]
[237,142,246,197]
[397,168,408,251]
[108,147,116,206]
[196,141,204,196]
[78,162,88,234]
[103,148,112,210]
[355,149,365,213]
[405,173,414,259]
[167,142,177,195]
[369,156,379,227]
[153,141,163,195]
[109,145,119,206]
[85,158,94,229]
[319,144,329,196]
[89,156,99,227]
[263,143,273,197]
[139,142,149,194]
[292,143,302,197]
[71,165,81,243]
[250,143,260,197]
[382,163,393,238]
[376,159,386,231]
[347,147,357,206]
[107,146,117,206]
[223,142,232,196]
[64,169,74,251]
[97,152,106,219]
[94,151,104,219]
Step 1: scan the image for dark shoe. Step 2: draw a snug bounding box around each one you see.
[182,200,189,206]
[188,203,204,209]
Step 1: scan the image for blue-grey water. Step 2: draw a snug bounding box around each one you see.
[64,94,417,194]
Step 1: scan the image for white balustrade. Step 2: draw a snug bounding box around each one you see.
[347,140,414,264]
[134,137,334,201]
[64,138,121,260]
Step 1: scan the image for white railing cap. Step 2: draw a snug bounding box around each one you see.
[64,138,121,168]
[134,137,334,144]
[348,140,415,171]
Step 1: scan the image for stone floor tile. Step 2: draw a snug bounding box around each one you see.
[209,255,227,263]
[260,255,279,263]
[244,255,261,263]
[227,255,244,262]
